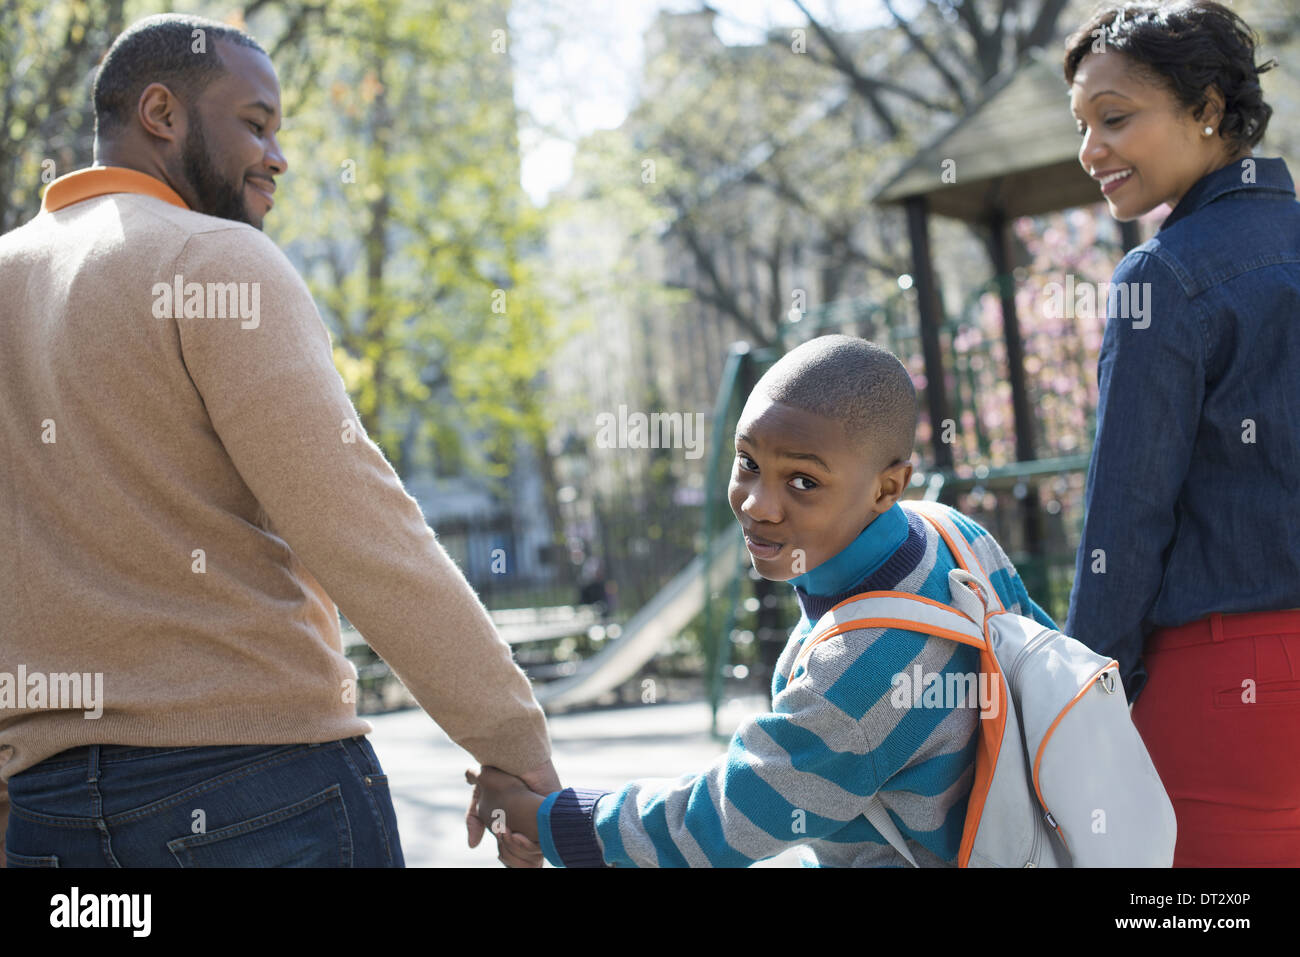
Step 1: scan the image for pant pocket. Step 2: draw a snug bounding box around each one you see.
[5,850,60,868]
[354,736,384,777]
[361,773,404,867]
[166,784,353,867]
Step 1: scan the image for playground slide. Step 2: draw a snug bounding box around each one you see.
[535,531,745,712]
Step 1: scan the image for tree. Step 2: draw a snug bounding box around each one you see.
[257,0,560,483]
[0,0,127,234]
[2,0,562,492]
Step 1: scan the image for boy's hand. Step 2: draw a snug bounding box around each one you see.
[465,758,559,863]
[466,766,547,866]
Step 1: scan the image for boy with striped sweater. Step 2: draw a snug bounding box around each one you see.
[471,335,1057,866]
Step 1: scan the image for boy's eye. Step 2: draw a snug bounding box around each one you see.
[247,120,265,135]
[790,476,818,491]
[736,452,757,472]
[1103,114,1126,127]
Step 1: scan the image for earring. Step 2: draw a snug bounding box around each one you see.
[1204,126,1214,135]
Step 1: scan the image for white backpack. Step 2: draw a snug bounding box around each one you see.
[793,501,1177,867]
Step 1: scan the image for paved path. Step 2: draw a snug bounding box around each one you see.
[366,694,803,867]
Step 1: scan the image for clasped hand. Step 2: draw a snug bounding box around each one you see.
[465,763,553,867]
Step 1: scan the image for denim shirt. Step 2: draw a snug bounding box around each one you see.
[1065,156,1300,702]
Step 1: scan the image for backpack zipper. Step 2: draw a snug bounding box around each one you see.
[1025,815,1041,866]
[1006,626,1060,865]
[1028,667,1116,865]
[1006,627,1058,693]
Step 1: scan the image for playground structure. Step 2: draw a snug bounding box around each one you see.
[345,278,1093,732]
[347,52,1128,729]
[524,273,1096,722]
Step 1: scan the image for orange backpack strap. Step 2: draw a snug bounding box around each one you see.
[905,502,1005,614]
[790,589,986,684]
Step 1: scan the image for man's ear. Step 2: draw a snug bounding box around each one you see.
[137,81,185,145]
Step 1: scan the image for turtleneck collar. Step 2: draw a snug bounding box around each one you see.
[788,502,909,598]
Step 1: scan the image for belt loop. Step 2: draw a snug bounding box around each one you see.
[1210,613,1225,643]
[87,744,101,783]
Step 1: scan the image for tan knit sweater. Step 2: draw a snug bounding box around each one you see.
[0,166,552,863]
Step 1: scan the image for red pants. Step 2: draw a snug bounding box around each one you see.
[1134,609,1300,867]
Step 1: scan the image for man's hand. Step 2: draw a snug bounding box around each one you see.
[516,759,562,801]
[465,762,554,867]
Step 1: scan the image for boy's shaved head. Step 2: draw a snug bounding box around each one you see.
[732,335,918,580]
[754,335,917,471]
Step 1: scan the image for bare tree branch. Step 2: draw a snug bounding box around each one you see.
[664,188,772,343]
[881,0,970,110]
[779,38,953,112]
[1017,0,1070,56]
[789,0,900,138]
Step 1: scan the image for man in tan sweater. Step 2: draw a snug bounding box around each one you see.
[0,13,554,866]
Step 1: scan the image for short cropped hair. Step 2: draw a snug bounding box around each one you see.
[93,14,266,136]
[1063,2,1275,154]
[754,335,917,471]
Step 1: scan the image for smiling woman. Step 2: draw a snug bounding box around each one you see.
[1059,2,1300,868]
[1064,1,1273,221]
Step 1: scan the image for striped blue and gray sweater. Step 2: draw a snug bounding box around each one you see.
[537,499,1058,867]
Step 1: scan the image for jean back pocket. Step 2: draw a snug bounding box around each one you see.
[5,850,60,868]
[166,783,353,867]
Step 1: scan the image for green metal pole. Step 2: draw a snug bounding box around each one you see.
[703,343,750,736]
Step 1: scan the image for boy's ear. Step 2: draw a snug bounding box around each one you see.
[875,460,913,509]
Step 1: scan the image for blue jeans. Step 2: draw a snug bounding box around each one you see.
[4,736,404,867]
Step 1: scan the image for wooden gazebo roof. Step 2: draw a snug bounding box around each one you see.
[874,51,1102,221]
[867,50,1132,555]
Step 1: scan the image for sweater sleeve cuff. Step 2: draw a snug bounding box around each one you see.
[537,788,610,868]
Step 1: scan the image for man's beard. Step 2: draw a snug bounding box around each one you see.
[179,114,259,229]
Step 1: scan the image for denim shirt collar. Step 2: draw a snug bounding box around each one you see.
[788,502,909,597]
[1160,156,1294,233]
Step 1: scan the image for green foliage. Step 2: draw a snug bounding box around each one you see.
[0,0,130,232]
[263,0,559,482]
[0,0,561,489]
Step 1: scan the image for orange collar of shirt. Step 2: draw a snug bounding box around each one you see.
[41,166,190,213]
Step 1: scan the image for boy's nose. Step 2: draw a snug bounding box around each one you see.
[741,488,782,524]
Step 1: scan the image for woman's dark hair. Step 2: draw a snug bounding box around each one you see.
[1063,2,1276,154]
